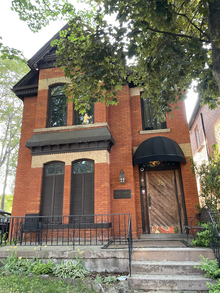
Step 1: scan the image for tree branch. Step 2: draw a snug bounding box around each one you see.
[139,22,210,43]
[171,3,210,40]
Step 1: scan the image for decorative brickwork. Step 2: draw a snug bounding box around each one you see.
[12,67,199,239]
[31,150,110,168]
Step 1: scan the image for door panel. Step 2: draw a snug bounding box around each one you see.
[145,170,180,234]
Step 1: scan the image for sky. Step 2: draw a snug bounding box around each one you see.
[0,1,198,122]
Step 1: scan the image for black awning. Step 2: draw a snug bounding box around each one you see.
[26,127,115,155]
[26,127,114,148]
[133,136,186,166]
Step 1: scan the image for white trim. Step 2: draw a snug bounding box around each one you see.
[34,122,110,133]
[140,128,171,134]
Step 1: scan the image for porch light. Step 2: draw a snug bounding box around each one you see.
[119,168,125,184]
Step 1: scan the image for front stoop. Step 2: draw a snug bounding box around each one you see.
[128,248,216,291]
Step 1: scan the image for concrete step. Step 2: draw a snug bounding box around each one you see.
[128,274,215,291]
[140,233,192,240]
[131,260,204,275]
[132,247,215,261]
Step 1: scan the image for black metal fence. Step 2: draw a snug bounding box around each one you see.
[208,211,220,267]
[0,213,132,248]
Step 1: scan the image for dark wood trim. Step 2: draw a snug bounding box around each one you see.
[140,163,185,234]
[173,169,183,233]
[178,166,188,225]
[29,141,114,156]
[70,159,94,218]
[40,161,65,217]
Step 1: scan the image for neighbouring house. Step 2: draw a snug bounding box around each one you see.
[189,98,220,202]
[11,26,199,240]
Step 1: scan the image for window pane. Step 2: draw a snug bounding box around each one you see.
[73,161,94,173]
[50,95,67,127]
[51,86,65,96]
[49,85,67,127]
[46,164,65,175]
[142,98,165,130]
[76,105,93,125]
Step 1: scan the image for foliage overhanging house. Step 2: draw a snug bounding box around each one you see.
[12,26,199,240]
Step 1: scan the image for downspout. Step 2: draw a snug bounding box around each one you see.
[200,113,209,163]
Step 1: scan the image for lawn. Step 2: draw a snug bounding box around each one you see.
[0,275,96,293]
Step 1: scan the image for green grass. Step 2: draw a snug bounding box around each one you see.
[0,275,96,293]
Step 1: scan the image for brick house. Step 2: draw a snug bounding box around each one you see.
[189,98,220,199]
[11,27,199,239]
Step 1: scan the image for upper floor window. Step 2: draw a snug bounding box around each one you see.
[47,85,67,127]
[195,127,201,149]
[141,94,166,130]
[74,104,94,125]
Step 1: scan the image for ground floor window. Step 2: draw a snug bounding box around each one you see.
[70,160,94,222]
[40,162,65,219]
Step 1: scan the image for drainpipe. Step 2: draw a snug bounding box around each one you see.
[200,113,209,163]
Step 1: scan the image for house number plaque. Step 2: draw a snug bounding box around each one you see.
[114,189,131,199]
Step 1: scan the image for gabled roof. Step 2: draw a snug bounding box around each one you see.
[28,23,68,70]
[13,24,68,100]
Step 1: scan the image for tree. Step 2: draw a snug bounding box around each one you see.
[8,0,220,117]
[191,145,220,211]
[0,58,28,209]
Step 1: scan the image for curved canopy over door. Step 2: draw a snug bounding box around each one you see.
[133,136,186,166]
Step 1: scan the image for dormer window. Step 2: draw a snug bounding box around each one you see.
[47,85,67,128]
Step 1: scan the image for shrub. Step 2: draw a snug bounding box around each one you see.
[207,279,220,293]
[195,256,220,293]
[195,256,220,279]
[192,223,213,247]
[52,260,88,279]
[1,255,35,276]
[32,261,55,275]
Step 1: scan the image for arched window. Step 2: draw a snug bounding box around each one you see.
[70,160,94,222]
[47,85,67,127]
[40,162,65,218]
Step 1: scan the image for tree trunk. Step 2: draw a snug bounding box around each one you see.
[209,0,220,94]
[1,155,9,210]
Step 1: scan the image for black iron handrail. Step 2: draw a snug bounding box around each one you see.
[208,211,220,267]
[127,214,133,276]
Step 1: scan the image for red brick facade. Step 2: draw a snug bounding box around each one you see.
[12,67,199,238]
[190,102,220,157]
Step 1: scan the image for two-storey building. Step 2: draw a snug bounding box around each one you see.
[12,27,199,238]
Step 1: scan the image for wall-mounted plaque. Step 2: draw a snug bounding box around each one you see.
[114,189,131,199]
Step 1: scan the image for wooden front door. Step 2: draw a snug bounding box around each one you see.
[145,170,181,234]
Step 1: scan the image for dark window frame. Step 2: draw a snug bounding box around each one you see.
[140,94,167,131]
[40,161,65,219]
[70,159,94,221]
[73,104,95,126]
[47,84,68,128]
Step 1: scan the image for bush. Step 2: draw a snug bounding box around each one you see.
[207,279,220,293]
[192,223,213,247]
[1,255,35,276]
[52,260,88,279]
[32,261,55,275]
[195,256,220,293]
[195,256,220,279]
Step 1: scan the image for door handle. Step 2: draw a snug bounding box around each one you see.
[148,195,151,208]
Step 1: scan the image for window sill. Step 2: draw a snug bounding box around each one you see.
[34,122,109,133]
[140,128,171,134]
